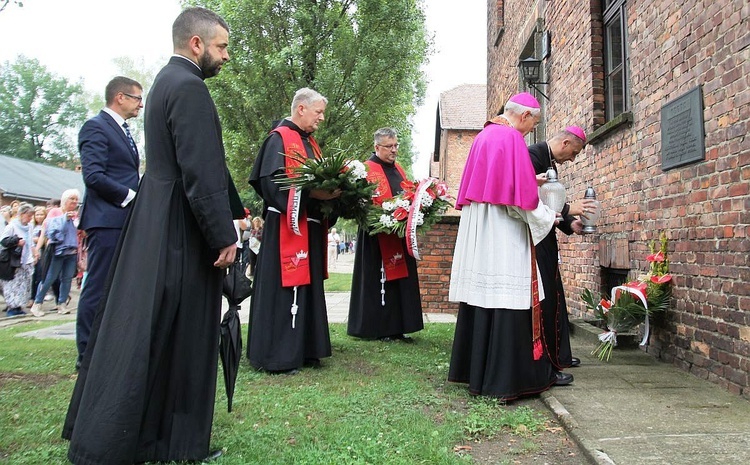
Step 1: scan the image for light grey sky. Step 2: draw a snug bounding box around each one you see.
[0,0,485,177]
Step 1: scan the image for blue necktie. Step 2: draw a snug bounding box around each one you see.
[123,122,138,155]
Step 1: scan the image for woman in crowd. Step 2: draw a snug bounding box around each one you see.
[1,203,37,317]
[247,216,263,276]
[30,189,80,317]
[30,206,48,305]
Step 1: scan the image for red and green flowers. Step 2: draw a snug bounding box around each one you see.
[581,233,673,361]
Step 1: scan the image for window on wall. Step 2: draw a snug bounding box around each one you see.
[603,0,629,120]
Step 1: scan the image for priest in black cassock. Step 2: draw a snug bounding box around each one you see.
[347,128,423,342]
[247,88,340,374]
[528,126,593,380]
[63,8,243,464]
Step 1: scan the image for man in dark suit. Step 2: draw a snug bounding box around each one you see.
[64,7,243,464]
[528,126,595,385]
[75,76,142,369]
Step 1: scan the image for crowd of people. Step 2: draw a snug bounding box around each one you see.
[0,7,596,464]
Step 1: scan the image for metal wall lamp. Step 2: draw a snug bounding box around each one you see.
[518,57,549,101]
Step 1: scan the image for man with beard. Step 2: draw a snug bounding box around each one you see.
[347,128,423,342]
[529,127,595,382]
[63,7,243,464]
[71,76,143,367]
[247,87,340,375]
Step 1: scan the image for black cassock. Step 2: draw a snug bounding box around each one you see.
[528,142,575,369]
[63,57,243,465]
[347,155,423,339]
[247,119,332,372]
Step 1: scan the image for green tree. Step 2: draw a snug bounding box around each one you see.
[190,0,430,189]
[0,56,88,168]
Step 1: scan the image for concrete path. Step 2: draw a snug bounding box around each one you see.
[542,320,750,464]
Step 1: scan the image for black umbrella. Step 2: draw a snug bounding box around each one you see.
[220,258,253,412]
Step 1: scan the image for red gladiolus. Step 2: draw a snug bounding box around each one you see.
[651,274,672,284]
[647,251,665,262]
[393,207,408,221]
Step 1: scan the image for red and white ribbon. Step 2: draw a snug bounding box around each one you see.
[405,178,433,260]
[286,187,302,236]
[611,285,651,346]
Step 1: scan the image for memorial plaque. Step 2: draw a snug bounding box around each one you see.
[661,86,705,170]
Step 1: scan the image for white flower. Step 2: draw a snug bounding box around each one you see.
[395,198,411,209]
[379,214,395,227]
[382,201,396,211]
[419,192,434,208]
[346,160,368,180]
[415,211,424,226]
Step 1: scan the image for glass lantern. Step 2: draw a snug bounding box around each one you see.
[539,167,567,213]
[580,186,602,234]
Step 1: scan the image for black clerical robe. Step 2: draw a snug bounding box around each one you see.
[63,56,243,465]
[247,119,332,372]
[528,142,575,369]
[347,154,423,339]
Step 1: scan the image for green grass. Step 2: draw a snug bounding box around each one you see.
[0,322,548,464]
[324,272,352,292]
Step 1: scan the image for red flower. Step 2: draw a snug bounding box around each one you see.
[651,274,672,284]
[599,299,612,310]
[400,180,415,193]
[402,190,415,201]
[393,207,408,221]
[435,182,449,197]
[647,251,665,262]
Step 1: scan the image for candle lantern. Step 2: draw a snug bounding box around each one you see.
[580,186,601,234]
[538,167,567,213]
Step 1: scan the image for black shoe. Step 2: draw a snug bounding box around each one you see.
[378,336,395,342]
[75,359,81,371]
[268,368,299,376]
[570,357,581,367]
[554,371,574,386]
[304,358,321,368]
[394,334,414,343]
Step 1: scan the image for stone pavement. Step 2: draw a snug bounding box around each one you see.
[4,260,750,464]
[542,320,750,464]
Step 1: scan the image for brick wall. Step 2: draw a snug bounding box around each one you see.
[417,217,460,314]
[483,0,750,397]
[439,129,479,216]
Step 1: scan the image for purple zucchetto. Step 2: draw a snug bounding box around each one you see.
[565,126,587,144]
[507,92,541,109]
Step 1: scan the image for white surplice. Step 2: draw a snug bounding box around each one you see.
[449,201,556,309]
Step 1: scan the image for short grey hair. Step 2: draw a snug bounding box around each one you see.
[173,7,229,48]
[290,88,328,115]
[17,203,34,216]
[504,100,541,118]
[60,189,81,205]
[374,128,398,145]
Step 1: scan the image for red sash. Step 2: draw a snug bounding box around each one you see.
[366,160,409,281]
[530,232,543,361]
[273,126,322,288]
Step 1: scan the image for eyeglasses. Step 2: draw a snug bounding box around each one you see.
[122,92,143,102]
[378,143,399,150]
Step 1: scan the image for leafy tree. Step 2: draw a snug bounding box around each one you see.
[0,56,88,168]
[189,0,430,189]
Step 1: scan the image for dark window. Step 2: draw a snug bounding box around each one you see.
[602,0,629,120]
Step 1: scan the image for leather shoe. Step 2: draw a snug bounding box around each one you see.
[554,371,574,386]
[570,357,581,367]
[304,358,321,368]
[394,334,414,343]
